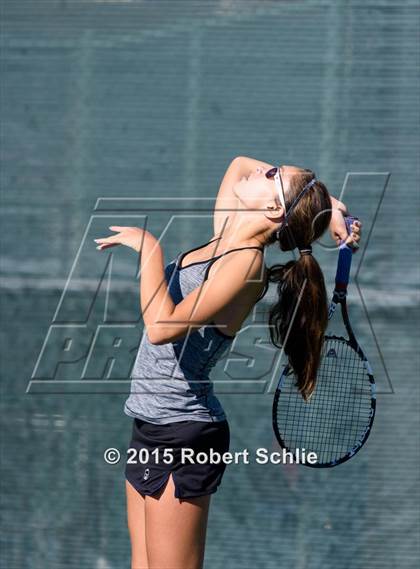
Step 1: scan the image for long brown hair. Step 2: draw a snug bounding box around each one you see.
[266,169,332,400]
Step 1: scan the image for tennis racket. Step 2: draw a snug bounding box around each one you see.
[272,216,376,467]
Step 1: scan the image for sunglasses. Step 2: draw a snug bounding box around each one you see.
[265,165,318,229]
[265,166,286,213]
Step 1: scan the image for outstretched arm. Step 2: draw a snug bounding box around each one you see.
[94,227,262,345]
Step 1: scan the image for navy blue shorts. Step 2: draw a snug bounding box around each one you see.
[125,418,230,499]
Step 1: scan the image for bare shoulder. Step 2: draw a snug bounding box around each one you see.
[206,247,267,299]
[204,247,267,335]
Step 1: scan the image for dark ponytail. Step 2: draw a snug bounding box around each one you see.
[266,170,332,401]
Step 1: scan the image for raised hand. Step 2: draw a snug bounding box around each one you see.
[94,226,145,253]
[329,198,362,250]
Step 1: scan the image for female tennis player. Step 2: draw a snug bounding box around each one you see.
[95,156,361,569]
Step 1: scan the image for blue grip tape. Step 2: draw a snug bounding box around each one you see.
[334,216,358,288]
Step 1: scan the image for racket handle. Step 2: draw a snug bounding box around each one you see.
[335,216,358,290]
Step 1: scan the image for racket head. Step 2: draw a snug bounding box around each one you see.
[272,334,376,468]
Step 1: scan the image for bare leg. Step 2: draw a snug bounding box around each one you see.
[126,479,149,569]
[145,473,211,569]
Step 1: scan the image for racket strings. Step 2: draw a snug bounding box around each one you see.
[275,338,373,464]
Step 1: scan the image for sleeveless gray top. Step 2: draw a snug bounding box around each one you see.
[124,237,268,424]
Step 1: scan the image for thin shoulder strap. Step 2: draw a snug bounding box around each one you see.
[177,236,221,267]
[203,245,264,282]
